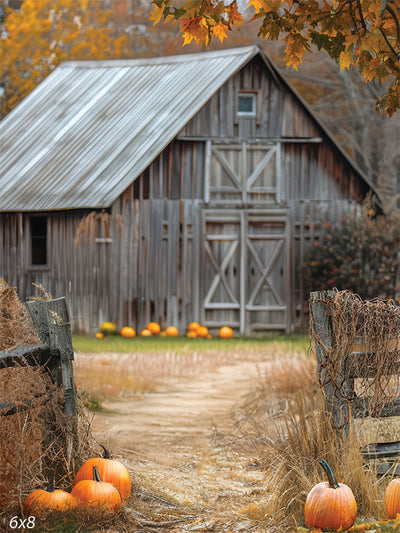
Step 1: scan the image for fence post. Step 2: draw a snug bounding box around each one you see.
[26,297,77,471]
[309,290,353,433]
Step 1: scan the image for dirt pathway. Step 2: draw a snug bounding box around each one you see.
[83,351,275,530]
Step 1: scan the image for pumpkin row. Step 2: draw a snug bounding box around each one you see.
[97,321,234,339]
[24,448,131,515]
[305,459,400,530]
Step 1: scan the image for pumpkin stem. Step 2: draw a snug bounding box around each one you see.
[100,444,111,459]
[320,459,339,489]
[93,465,103,483]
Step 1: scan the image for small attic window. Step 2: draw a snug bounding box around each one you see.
[237,93,256,117]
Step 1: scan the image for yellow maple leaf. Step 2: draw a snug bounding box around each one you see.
[213,21,228,43]
[149,3,164,26]
[339,46,354,70]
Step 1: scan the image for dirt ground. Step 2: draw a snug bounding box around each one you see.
[81,349,279,531]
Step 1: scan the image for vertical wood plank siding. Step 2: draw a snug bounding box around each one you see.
[0,56,369,333]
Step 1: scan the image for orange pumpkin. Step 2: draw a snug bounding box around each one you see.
[23,477,76,514]
[219,326,233,339]
[385,478,400,518]
[187,322,200,332]
[196,326,209,338]
[140,329,152,337]
[95,332,104,340]
[120,326,136,338]
[165,326,179,337]
[186,331,197,338]
[304,459,357,531]
[146,322,161,335]
[72,466,121,512]
[73,446,131,501]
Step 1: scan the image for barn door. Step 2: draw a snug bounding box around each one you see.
[205,142,280,205]
[201,210,290,334]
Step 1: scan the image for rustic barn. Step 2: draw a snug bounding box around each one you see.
[0,45,378,335]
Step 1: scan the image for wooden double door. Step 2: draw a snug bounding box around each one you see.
[201,209,291,335]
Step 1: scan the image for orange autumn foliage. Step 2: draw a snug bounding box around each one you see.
[0,0,135,115]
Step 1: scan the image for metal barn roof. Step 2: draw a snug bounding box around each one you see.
[0,45,376,211]
[0,46,258,211]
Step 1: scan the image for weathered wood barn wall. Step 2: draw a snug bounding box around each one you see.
[0,46,376,334]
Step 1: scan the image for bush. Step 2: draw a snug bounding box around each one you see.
[302,208,400,300]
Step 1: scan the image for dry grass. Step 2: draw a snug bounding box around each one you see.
[73,345,272,398]
[232,353,386,530]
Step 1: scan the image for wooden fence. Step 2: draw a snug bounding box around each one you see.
[309,290,400,475]
[0,297,77,470]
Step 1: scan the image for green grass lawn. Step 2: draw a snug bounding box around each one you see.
[72,332,311,354]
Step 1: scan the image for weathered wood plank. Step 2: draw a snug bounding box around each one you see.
[0,343,51,368]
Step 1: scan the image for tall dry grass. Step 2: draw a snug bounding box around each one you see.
[236,353,385,529]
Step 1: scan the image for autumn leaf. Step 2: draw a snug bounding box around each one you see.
[212,21,228,43]
[149,3,165,26]
[180,16,210,45]
[228,3,244,28]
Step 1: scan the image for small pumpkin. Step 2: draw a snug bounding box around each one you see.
[219,326,233,339]
[73,445,131,501]
[304,459,357,531]
[165,326,179,337]
[23,476,76,515]
[196,326,209,338]
[99,321,119,335]
[385,478,400,518]
[95,332,104,340]
[120,326,136,338]
[140,328,152,337]
[186,331,197,338]
[146,322,161,335]
[72,466,121,512]
[187,322,200,332]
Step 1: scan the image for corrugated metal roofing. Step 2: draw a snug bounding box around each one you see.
[0,46,258,211]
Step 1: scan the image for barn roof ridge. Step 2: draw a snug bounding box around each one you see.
[59,45,260,68]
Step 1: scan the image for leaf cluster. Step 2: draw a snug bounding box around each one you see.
[151,0,400,116]
[302,208,400,301]
[0,0,135,115]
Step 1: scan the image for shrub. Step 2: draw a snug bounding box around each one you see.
[302,208,400,301]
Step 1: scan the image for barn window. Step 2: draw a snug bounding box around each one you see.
[30,216,48,266]
[237,93,256,117]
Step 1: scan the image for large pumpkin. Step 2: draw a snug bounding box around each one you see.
[23,477,76,515]
[196,326,209,338]
[72,466,121,512]
[73,446,131,501]
[385,478,400,518]
[304,459,357,531]
[165,326,179,337]
[187,322,200,332]
[219,326,233,338]
[146,322,161,335]
[120,326,136,338]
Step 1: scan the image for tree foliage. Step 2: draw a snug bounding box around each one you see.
[151,0,400,116]
[0,0,135,115]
